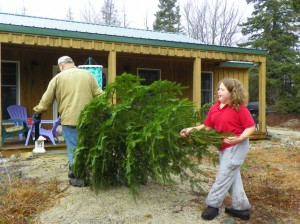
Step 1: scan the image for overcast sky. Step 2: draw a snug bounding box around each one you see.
[0,0,253,30]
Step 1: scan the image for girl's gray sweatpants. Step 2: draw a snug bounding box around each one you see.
[205,138,251,210]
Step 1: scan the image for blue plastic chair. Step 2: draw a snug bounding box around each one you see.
[1,119,29,146]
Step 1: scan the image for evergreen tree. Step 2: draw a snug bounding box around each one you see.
[292,0,300,13]
[153,0,182,33]
[72,74,228,195]
[240,0,300,110]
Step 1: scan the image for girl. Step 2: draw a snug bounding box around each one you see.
[180,78,255,220]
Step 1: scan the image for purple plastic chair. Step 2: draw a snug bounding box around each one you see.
[25,117,61,146]
[7,105,30,141]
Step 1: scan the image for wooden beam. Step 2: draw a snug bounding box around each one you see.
[258,60,267,133]
[0,42,2,145]
[108,50,116,85]
[108,50,117,104]
[193,57,201,110]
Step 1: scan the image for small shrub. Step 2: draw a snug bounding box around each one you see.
[269,97,300,114]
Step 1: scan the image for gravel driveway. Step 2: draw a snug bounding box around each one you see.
[3,127,299,224]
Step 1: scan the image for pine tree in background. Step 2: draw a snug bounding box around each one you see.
[239,0,300,113]
[292,0,300,13]
[153,0,182,33]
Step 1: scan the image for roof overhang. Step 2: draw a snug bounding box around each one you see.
[0,23,268,56]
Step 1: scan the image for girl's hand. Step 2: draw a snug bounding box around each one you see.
[180,127,194,137]
[224,136,242,145]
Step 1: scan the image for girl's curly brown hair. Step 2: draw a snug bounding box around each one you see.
[216,78,247,111]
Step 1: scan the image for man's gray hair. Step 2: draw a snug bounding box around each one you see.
[58,56,73,65]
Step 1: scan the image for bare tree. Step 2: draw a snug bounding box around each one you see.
[120,0,130,27]
[20,0,27,15]
[20,6,27,15]
[144,10,150,30]
[101,0,121,26]
[81,0,102,24]
[182,0,243,46]
[66,7,74,21]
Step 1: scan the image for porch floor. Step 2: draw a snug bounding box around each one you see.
[0,136,66,157]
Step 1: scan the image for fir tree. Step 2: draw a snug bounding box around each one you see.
[240,0,300,110]
[72,74,228,195]
[153,0,182,33]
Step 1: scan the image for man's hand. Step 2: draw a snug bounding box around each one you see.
[32,113,42,124]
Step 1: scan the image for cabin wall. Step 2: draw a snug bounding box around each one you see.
[212,66,249,102]
[117,54,194,99]
[1,44,250,120]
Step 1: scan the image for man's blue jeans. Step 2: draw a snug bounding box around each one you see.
[62,125,78,166]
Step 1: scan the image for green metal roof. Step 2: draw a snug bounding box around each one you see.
[0,12,268,56]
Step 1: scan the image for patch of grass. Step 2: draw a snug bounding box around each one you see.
[0,177,65,223]
[241,145,300,224]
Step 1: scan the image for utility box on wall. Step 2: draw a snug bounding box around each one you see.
[79,65,103,88]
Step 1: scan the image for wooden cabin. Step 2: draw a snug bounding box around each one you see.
[0,13,268,149]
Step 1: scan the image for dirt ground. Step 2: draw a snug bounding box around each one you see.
[0,126,299,224]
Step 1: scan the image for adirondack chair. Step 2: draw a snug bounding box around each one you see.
[25,117,61,146]
[7,105,30,140]
[1,119,29,146]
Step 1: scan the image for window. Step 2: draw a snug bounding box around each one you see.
[137,68,161,85]
[201,72,213,105]
[1,61,19,119]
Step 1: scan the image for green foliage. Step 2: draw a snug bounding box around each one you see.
[291,0,300,13]
[199,103,212,123]
[73,74,226,195]
[269,97,300,114]
[153,0,182,33]
[241,0,300,105]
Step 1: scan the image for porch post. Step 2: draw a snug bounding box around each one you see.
[193,57,201,110]
[108,50,117,85]
[0,42,2,144]
[108,50,117,104]
[258,59,266,133]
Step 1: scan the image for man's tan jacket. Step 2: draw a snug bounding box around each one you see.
[34,65,102,126]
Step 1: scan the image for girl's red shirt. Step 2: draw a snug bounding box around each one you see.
[204,101,255,150]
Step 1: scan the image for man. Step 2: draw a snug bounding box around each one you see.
[33,56,102,187]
